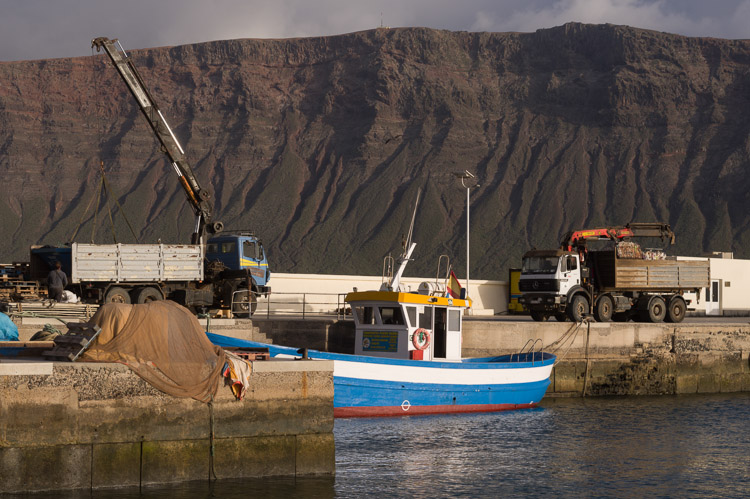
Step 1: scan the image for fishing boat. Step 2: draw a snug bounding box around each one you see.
[209,194,555,417]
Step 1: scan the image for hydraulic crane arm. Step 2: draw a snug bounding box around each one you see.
[560,222,675,250]
[92,37,223,244]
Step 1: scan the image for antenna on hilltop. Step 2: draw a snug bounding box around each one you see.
[381,12,383,28]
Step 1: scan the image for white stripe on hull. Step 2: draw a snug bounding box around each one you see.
[334,360,553,385]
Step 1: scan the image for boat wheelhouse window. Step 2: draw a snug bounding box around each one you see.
[355,306,376,325]
[522,256,559,274]
[379,306,404,325]
[419,307,432,329]
[405,306,417,328]
[448,310,460,331]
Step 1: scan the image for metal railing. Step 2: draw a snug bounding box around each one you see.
[511,338,544,365]
[250,291,353,320]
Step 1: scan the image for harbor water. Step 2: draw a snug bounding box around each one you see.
[14,393,750,498]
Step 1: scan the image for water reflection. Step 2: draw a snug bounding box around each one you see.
[334,393,750,498]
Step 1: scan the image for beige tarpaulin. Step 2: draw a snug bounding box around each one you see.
[81,300,226,403]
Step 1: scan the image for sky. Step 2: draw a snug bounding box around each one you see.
[1,0,750,62]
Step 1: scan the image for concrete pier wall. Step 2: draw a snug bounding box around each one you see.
[239,319,750,398]
[463,321,750,396]
[0,359,334,494]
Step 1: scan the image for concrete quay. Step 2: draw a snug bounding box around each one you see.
[463,321,750,396]
[0,357,334,494]
[230,318,750,397]
[14,316,750,398]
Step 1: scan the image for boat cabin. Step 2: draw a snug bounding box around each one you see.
[345,290,471,361]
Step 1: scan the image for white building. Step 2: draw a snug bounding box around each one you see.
[679,253,750,316]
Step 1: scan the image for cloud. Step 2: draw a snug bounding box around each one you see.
[1,0,749,61]
[471,0,743,38]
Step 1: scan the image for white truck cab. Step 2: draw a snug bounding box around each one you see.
[518,250,585,321]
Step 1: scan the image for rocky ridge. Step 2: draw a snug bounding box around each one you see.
[1,23,749,278]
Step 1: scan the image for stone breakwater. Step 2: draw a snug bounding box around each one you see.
[0,359,334,494]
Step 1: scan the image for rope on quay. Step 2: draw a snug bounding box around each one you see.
[547,318,588,364]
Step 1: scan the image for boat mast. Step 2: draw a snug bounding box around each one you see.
[389,190,421,292]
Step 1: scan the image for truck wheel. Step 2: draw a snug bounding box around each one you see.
[530,310,549,322]
[232,289,257,318]
[594,295,614,322]
[645,296,666,323]
[554,313,568,322]
[665,296,687,323]
[134,287,162,304]
[105,286,131,304]
[567,295,589,322]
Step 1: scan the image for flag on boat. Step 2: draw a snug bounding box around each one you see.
[447,269,462,299]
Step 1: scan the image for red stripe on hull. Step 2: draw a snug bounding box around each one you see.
[334,402,537,418]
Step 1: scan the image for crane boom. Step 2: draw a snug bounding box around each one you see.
[91,37,223,244]
[560,222,675,250]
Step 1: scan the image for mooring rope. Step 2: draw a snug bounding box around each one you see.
[547,318,591,365]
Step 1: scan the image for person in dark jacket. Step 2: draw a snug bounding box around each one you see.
[47,262,68,302]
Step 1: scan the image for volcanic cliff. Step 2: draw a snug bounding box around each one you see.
[1,24,749,278]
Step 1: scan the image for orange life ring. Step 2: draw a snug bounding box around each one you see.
[412,328,431,350]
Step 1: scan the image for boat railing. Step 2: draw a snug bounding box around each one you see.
[436,255,450,293]
[512,338,544,365]
[251,291,352,320]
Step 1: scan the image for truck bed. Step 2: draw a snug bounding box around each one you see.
[589,251,709,292]
[70,243,203,283]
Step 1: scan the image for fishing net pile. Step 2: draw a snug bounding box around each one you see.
[81,300,226,403]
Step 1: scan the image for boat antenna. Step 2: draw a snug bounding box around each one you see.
[387,189,421,292]
[402,189,420,259]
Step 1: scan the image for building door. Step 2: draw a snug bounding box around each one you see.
[705,279,720,316]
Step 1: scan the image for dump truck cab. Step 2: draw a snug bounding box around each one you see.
[205,233,270,293]
[518,249,586,321]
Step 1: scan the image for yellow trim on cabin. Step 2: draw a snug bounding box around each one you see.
[345,290,472,308]
[240,259,268,267]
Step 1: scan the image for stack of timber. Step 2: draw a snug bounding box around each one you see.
[43,322,102,361]
[8,302,98,321]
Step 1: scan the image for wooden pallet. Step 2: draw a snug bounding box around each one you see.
[43,323,102,362]
[13,282,43,300]
[226,347,271,361]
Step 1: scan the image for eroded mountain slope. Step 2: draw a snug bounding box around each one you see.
[1,24,749,278]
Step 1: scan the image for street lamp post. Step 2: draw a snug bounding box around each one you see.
[453,170,479,308]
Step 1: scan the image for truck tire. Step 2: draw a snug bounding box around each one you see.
[530,310,549,322]
[567,295,589,322]
[665,296,687,323]
[594,295,614,322]
[134,287,163,304]
[644,296,666,323]
[232,288,257,318]
[105,286,131,304]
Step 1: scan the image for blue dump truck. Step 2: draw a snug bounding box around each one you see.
[16,38,273,316]
[29,235,270,316]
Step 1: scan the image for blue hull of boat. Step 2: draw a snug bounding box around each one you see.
[208,332,555,418]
